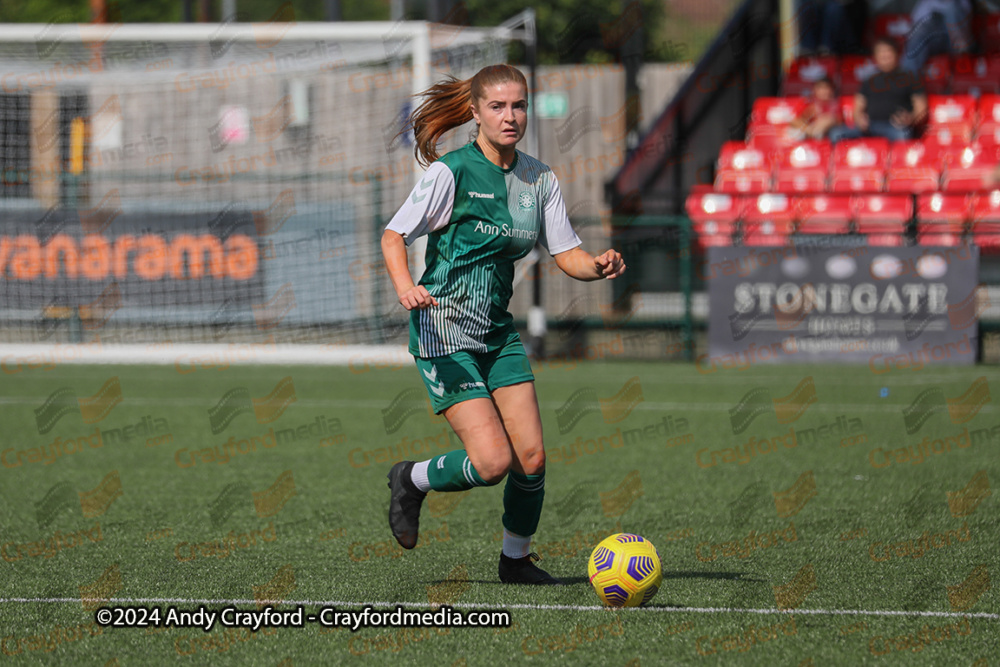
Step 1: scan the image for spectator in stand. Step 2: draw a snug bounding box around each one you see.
[901,0,973,75]
[828,38,927,143]
[788,78,843,140]
[797,0,867,56]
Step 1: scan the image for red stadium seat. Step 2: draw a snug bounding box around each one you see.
[916,200,965,250]
[746,98,807,151]
[715,141,772,193]
[917,232,964,246]
[772,141,831,193]
[686,191,743,221]
[865,234,906,246]
[743,192,795,221]
[774,171,827,193]
[886,169,940,193]
[890,140,934,168]
[925,95,977,144]
[839,56,878,96]
[687,191,742,247]
[931,143,973,170]
[942,143,1000,192]
[796,194,852,234]
[951,55,1000,97]
[746,133,793,153]
[853,194,912,234]
[687,192,743,224]
[872,14,912,51]
[974,14,1000,54]
[977,132,1000,149]
[922,134,966,159]
[969,189,1000,232]
[715,172,771,194]
[697,234,734,247]
[832,172,884,193]
[748,98,807,128]
[782,56,838,97]
[976,95,1000,146]
[837,139,890,167]
[916,193,971,233]
[922,55,951,95]
[743,220,792,246]
[830,139,888,192]
[886,141,940,193]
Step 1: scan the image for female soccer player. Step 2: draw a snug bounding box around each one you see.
[382,64,625,585]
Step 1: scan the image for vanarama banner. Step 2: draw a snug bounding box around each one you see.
[0,209,263,310]
[0,200,360,329]
[706,244,980,366]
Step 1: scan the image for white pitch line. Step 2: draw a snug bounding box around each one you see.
[1,598,997,620]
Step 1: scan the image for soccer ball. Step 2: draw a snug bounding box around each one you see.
[587,533,663,607]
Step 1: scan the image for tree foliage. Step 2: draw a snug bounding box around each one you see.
[0,0,672,64]
[458,0,666,64]
[0,0,388,23]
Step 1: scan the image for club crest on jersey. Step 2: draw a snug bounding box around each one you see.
[518,191,535,210]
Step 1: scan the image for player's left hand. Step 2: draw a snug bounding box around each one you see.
[594,249,626,280]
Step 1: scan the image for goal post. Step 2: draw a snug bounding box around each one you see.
[0,20,517,362]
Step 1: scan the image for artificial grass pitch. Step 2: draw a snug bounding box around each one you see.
[0,360,996,665]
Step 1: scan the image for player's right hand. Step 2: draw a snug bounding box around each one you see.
[398,285,438,310]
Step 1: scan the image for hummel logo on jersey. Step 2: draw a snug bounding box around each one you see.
[423,364,445,397]
[411,177,433,204]
[468,191,495,199]
[437,457,446,469]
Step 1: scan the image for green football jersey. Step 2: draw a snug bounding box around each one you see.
[386,142,581,358]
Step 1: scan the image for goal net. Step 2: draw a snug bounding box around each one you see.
[0,20,511,358]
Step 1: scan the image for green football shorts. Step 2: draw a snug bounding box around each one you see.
[414,335,535,414]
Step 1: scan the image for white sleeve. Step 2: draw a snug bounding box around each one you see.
[385,161,456,246]
[539,173,582,256]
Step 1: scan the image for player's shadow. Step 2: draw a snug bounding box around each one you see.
[427,573,754,586]
[426,575,591,585]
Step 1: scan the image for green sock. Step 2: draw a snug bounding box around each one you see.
[425,449,491,491]
[502,470,545,537]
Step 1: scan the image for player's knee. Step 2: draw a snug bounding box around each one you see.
[520,446,545,475]
[476,454,511,485]
[481,470,507,486]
